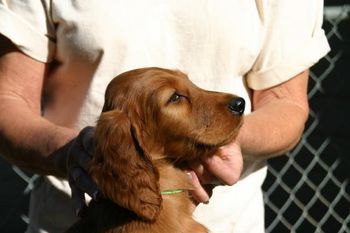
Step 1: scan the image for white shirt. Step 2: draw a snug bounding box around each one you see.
[0,0,329,232]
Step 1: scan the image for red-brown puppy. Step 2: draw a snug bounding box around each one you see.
[66,67,245,233]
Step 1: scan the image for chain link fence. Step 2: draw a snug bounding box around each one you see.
[0,3,349,233]
[0,159,36,232]
[263,3,350,233]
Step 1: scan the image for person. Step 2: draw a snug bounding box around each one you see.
[0,0,330,233]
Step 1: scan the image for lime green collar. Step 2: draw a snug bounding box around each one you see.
[161,189,185,195]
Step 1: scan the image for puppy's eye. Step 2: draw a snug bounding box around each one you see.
[169,93,182,103]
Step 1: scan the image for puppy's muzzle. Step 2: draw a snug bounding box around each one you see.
[228,97,245,115]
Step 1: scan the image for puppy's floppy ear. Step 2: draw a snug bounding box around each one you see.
[90,110,161,221]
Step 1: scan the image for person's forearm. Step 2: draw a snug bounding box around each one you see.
[0,41,78,177]
[237,98,309,160]
[0,99,77,177]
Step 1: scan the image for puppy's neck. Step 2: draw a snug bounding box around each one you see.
[154,159,193,194]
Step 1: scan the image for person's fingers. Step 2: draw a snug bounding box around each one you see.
[203,183,215,197]
[203,146,243,185]
[189,160,218,184]
[187,171,210,203]
[70,126,95,170]
[70,167,101,201]
[79,126,95,156]
[69,180,87,217]
[76,150,91,172]
[67,139,91,171]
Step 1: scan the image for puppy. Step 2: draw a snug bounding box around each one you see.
[66,67,245,233]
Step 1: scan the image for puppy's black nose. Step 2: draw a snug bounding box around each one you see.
[228,97,245,115]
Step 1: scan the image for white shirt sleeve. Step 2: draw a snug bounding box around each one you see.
[0,0,55,62]
[246,0,330,90]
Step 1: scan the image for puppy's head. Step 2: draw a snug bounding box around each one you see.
[90,67,244,221]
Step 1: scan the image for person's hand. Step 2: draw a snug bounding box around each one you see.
[188,141,243,203]
[54,126,100,217]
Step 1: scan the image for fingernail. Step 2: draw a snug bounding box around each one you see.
[186,172,193,180]
[203,193,210,204]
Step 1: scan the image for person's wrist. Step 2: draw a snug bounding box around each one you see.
[235,129,250,160]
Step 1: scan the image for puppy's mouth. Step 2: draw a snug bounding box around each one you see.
[164,119,243,163]
[194,120,243,149]
[189,131,240,158]
[171,138,233,166]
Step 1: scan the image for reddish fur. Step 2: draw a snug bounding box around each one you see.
[66,67,243,233]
